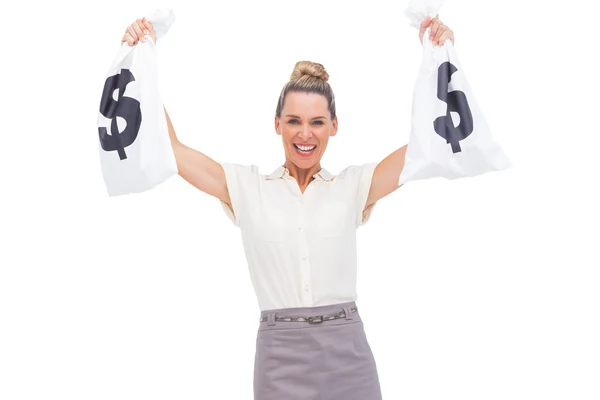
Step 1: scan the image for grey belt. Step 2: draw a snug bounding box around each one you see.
[259,306,358,324]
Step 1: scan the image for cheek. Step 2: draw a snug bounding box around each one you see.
[316,129,331,144]
[280,128,296,142]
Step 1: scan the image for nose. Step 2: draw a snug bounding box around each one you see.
[298,123,312,140]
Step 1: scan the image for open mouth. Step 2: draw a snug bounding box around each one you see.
[294,144,317,154]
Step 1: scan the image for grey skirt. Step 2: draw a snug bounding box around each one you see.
[254,301,382,400]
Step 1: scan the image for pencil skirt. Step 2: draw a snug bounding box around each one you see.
[254,301,382,400]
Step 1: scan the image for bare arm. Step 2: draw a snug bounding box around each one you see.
[164,107,231,205]
[364,145,406,209]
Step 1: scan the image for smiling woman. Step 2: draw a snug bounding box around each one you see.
[218,61,384,400]
[119,12,453,400]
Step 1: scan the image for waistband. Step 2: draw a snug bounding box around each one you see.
[258,301,360,330]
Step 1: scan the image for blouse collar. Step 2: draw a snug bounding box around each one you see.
[266,165,334,182]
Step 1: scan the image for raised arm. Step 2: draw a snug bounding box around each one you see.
[121,17,231,206]
[164,108,231,205]
[364,145,407,209]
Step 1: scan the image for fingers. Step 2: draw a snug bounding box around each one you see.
[121,27,136,46]
[141,17,153,32]
[126,25,138,41]
[429,17,442,43]
[122,32,135,46]
[437,31,449,46]
[417,15,455,47]
[132,19,146,42]
[437,29,455,46]
[419,15,432,33]
[141,17,156,42]
[429,17,454,46]
[418,15,432,42]
[121,17,154,46]
[433,25,449,45]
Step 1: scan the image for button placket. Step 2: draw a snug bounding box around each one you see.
[298,197,312,296]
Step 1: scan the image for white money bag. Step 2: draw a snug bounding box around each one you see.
[399,0,511,185]
[97,8,178,196]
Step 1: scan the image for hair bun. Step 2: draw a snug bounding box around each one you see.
[290,61,329,82]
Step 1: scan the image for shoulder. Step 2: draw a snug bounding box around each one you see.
[220,163,264,181]
[220,162,261,174]
[326,163,379,226]
[334,163,378,184]
[219,163,266,200]
[217,163,265,227]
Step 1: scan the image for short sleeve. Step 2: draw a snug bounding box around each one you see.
[219,163,261,227]
[337,162,379,227]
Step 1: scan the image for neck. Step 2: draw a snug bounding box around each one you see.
[283,161,322,186]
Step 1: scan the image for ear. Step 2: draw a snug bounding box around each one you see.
[330,117,338,137]
[274,116,282,135]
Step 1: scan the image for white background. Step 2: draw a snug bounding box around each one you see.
[1,0,599,399]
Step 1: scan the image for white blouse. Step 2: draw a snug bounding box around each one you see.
[219,162,378,311]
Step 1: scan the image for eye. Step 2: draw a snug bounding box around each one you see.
[312,120,324,125]
[288,119,299,124]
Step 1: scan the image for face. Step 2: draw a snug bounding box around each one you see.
[274,91,338,170]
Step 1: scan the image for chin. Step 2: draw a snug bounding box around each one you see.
[291,153,320,168]
[295,160,317,169]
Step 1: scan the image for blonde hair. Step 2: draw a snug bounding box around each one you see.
[275,61,336,119]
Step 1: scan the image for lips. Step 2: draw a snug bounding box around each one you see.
[294,144,317,152]
[293,143,317,157]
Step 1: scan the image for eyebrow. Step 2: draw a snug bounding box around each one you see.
[285,115,326,120]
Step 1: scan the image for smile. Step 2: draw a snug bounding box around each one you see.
[294,144,317,153]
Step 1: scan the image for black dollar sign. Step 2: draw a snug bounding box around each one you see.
[98,69,142,160]
[433,61,473,153]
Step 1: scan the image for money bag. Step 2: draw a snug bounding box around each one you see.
[399,0,511,185]
[97,8,177,196]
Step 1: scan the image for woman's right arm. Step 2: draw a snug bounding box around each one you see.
[121,17,231,206]
[164,107,231,205]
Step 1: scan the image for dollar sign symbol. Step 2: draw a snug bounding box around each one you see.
[433,62,473,153]
[98,69,142,160]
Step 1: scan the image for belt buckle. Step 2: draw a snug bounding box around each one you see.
[307,314,324,324]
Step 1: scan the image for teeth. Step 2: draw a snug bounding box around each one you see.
[295,144,316,152]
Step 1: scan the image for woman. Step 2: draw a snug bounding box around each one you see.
[121,14,455,400]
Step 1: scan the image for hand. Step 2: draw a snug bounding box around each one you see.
[419,15,455,46]
[120,17,156,46]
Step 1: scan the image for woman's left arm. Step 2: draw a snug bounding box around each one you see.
[364,16,455,208]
